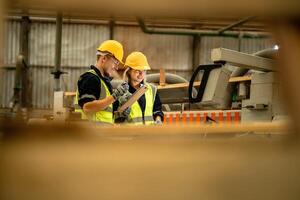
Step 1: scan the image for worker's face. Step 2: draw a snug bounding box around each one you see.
[102,56,120,77]
[129,69,146,84]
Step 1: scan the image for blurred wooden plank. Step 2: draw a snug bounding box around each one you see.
[93,122,290,136]
[229,76,251,82]
[157,82,200,90]
[1,129,297,200]
[0,121,295,200]
[9,0,300,18]
[273,23,300,133]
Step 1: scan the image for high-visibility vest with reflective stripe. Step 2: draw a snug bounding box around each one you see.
[74,69,114,124]
[127,83,156,125]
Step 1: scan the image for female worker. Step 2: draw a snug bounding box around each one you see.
[119,52,164,125]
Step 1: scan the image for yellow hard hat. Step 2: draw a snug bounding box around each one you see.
[125,52,151,71]
[97,40,124,64]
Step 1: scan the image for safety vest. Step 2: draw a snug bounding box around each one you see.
[74,69,114,124]
[127,83,157,125]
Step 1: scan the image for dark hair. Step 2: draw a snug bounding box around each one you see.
[125,68,132,83]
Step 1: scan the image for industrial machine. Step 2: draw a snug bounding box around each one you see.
[188,47,287,123]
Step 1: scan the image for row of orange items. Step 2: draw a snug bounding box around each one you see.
[163,111,240,124]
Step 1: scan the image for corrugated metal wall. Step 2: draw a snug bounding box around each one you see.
[30,22,110,67]
[29,22,109,108]
[30,22,56,66]
[240,38,275,53]
[3,20,21,65]
[31,66,88,109]
[199,36,239,65]
[199,36,275,65]
[0,69,15,108]
[0,18,276,109]
[0,20,20,107]
[31,66,53,109]
[114,26,194,79]
[61,24,110,67]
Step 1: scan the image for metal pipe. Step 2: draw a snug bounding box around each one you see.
[218,16,255,34]
[138,18,270,38]
[54,12,63,91]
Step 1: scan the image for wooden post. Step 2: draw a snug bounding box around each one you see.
[159,69,166,86]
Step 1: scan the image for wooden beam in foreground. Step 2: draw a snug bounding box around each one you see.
[80,122,291,136]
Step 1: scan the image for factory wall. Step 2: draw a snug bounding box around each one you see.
[0,18,275,109]
[114,26,194,80]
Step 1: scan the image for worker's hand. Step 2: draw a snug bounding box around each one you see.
[154,119,163,125]
[115,91,132,119]
[112,82,129,100]
[115,106,131,119]
[118,92,132,105]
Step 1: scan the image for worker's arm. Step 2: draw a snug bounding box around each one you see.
[78,72,101,108]
[83,95,115,113]
[84,82,129,114]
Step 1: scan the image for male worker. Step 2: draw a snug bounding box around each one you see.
[74,40,129,124]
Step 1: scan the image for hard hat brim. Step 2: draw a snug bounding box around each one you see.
[96,50,124,64]
[127,65,151,70]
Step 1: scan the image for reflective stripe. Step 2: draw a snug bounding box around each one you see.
[100,81,107,99]
[79,94,97,100]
